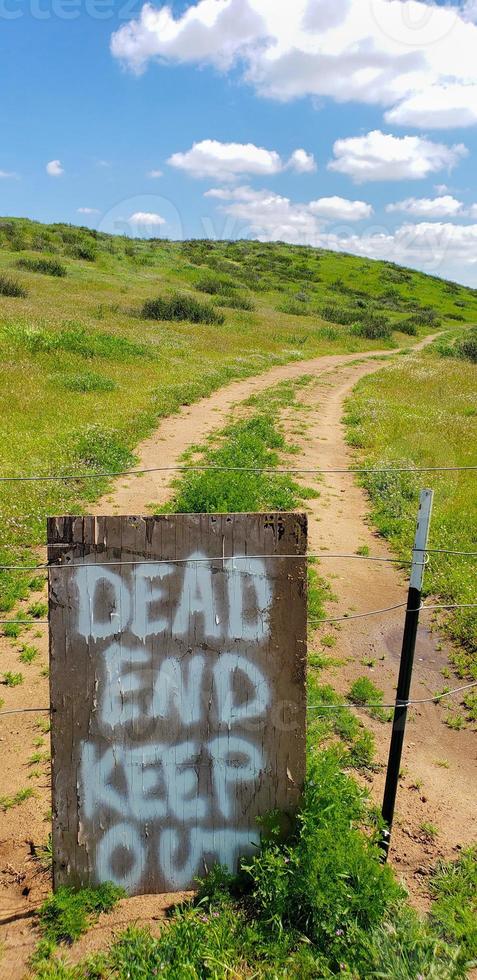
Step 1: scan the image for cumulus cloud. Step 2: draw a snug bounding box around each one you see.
[77,207,100,215]
[288,148,316,173]
[111,0,477,128]
[168,139,315,180]
[205,185,373,243]
[386,195,463,218]
[308,196,373,221]
[385,84,477,129]
[46,159,64,177]
[328,131,467,183]
[129,211,166,225]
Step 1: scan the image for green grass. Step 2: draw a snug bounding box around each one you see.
[429,847,477,964]
[37,883,125,945]
[2,217,477,617]
[344,344,477,676]
[0,272,27,297]
[0,787,35,811]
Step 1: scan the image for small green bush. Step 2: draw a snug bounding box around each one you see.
[395,318,418,336]
[455,329,477,363]
[17,257,66,277]
[319,303,356,325]
[215,294,254,311]
[352,318,393,340]
[38,883,125,944]
[0,273,27,298]
[142,293,224,325]
[67,241,97,262]
[195,274,236,296]
[277,298,311,316]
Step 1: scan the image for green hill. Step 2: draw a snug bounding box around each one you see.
[1,215,477,611]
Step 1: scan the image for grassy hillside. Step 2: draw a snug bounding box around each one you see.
[1,215,477,614]
[344,335,477,679]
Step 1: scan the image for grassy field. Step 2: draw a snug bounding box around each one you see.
[27,380,477,978]
[344,336,477,680]
[2,215,477,618]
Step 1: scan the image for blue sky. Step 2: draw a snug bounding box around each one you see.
[2,0,477,283]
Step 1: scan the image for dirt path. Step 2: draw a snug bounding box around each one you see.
[1,337,475,974]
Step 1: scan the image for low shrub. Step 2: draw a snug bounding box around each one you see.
[195,274,236,296]
[352,318,393,340]
[214,294,254,311]
[67,241,97,262]
[0,273,27,298]
[17,257,66,277]
[319,303,356,325]
[277,298,311,316]
[142,293,224,325]
[455,329,477,363]
[395,318,418,336]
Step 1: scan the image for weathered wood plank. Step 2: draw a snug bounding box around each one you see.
[48,513,307,895]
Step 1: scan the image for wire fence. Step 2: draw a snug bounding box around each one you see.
[2,680,477,719]
[0,463,476,483]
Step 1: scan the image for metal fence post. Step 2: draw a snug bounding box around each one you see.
[380,488,434,860]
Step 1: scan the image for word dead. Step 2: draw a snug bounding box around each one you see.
[76,552,273,643]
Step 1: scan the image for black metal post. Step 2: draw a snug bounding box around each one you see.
[380,489,433,860]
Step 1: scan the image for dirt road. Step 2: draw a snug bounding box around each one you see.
[1,339,475,973]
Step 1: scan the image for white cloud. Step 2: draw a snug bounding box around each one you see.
[205,185,372,244]
[288,148,316,173]
[168,139,314,180]
[386,195,463,218]
[147,169,163,177]
[385,84,477,129]
[111,0,477,128]
[309,196,373,221]
[129,211,166,225]
[77,207,100,215]
[0,170,17,179]
[328,130,467,183]
[319,222,477,286]
[46,159,64,177]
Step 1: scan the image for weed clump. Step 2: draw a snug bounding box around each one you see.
[142,293,225,325]
[0,273,27,298]
[56,371,117,392]
[17,257,66,277]
[38,883,125,944]
[351,316,393,340]
[215,294,254,311]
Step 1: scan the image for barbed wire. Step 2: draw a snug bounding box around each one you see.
[0,464,476,484]
[1,681,476,719]
[0,551,425,572]
[2,601,476,629]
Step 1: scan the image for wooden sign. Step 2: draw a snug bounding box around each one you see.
[48,513,307,895]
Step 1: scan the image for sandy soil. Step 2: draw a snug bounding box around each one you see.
[1,340,475,975]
